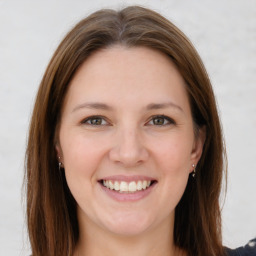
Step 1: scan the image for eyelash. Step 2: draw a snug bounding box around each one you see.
[81,115,109,126]
[147,115,176,126]
[81,115,175,126]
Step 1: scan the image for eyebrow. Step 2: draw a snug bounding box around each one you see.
[146,102,184,112]
[72,101,183,113]
[72,102,113,112]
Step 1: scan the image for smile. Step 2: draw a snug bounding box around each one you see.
[102,180,152,193]
[98,176,157,201]
[99,178,157,193]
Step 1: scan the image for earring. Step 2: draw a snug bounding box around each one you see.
[192,164,196,178]
[58,156,63,170]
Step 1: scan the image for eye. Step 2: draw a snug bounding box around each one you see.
[147,115,175,126]
[81,116,108,126]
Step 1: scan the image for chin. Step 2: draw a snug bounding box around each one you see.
[103,213,153,237]
[106,224,150,237]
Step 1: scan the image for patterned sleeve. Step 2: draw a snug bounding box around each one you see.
[225,238,256,256]
[242,238,256,255]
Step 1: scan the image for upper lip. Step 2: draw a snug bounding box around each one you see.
[98,175,157,182]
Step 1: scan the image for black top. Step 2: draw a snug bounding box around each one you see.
[226,238,256,256]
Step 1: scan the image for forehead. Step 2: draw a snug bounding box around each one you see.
[63,46,191,114]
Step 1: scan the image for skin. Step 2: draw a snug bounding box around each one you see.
[56,46,205,256]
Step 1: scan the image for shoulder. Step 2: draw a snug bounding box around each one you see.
[225,238,256,256]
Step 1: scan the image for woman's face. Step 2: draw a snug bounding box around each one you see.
[56,46,204,237]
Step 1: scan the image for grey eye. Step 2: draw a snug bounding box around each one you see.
[152,117,166,125]
[82,116,108,126]
[148,115,174,126]
[89,117,103,125]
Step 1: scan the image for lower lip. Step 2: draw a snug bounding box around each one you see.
[99,182,157,202]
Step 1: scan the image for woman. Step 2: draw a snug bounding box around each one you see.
[25,5,231,256]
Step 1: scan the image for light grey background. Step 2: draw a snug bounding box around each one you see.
[0,0,255,255]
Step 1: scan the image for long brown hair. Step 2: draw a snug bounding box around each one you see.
[25,6,227,256]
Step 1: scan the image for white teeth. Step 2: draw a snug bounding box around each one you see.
[102,180,152,193]
[120,181,128,192]
[128,181,137,192]
[137,181,142,190]
[142,180,147,189]
[114,181,119,191]
[109,181,114,190]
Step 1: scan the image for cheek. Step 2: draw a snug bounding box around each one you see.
[156,137,192,172]
[62,132,102,169]
[60,132,106,194]
[60,133,104,204]
[155,136,192,202]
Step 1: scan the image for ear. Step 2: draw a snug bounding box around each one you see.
[55,141,62,159]
[190,126,206,167]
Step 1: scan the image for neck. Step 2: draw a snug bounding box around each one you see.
[74,215,186,256]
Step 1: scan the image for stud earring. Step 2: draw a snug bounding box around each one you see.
[192,164,196,178]
[58,156,63,170]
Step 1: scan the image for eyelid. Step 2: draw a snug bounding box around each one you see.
[80,115,175,126]
[146,115,176,126]
[81,115,110,126]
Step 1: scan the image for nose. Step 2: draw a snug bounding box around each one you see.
[109,127,149,167]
